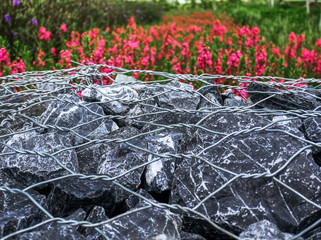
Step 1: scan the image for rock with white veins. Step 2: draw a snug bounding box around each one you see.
[239,220,304,240]
[38,94,118,144]
[18,209,86,240]
[97,188,182,240]
[0,131,79,186]
[302,116,321,165]
[97,139,148,203]
[170,112,321,238]
[82,84,140,115]
[143,132,183,194]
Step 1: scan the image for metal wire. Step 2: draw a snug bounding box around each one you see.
[1,64,321,240]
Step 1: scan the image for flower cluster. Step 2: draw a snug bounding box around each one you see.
[1,11,321,94]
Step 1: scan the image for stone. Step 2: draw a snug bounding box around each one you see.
[239,220,303,240]
[18,209,86,240]
[170,112,321,238]
[0,131,79,186]
[224,98,248,107]
[124,188,155,210]
[0,128,9,152]
[76,126,141,175]
[0,187,46,238]
[222,89,248,107]
[143,132,183,194]
[180,231,207,240]
[302,116,321,165]
[38,94,118,144]
[36,81,71,95]
[248,81,321,110]
[97,139,148,203]
[150,80,201,110]
[82,84,140,115]
[198,92,222,109]
[77,126,147,203]
[81,206,109,240]
[47,177,115,217]
[197,84,223,107]
[304,227,321,240]
[94,190,182,240]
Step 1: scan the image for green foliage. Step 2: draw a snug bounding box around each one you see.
[213,2,321,47]
[0,0,164,60]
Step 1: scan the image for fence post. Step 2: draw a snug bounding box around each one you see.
[306,0,310,14]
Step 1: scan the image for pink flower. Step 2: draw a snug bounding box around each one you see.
[51,47,56,56]
[315,38,321,48]
[272,47,280,56]
[60,24,67,33]
[38,27,51,41]
[288,32,296,44]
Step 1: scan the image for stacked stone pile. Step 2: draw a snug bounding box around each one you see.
[1,71,321,239]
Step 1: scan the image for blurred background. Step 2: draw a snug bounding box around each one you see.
[1,0,321,79]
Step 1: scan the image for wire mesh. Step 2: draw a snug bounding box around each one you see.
[1,63,321,240]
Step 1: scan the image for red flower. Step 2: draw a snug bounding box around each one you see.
[60,24,67,33]
[38,27,51,41]
[288,32,296,44]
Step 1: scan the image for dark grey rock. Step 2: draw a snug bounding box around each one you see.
[47,177,115,217]
[19,209,86,240]
[76,126,141,175]
[81,206,109,240]
[180,231,207,240]
[303,116,321,165]
[304,227,321,240]
[248,81,321,110]
[38,94,118,144]
[197,85,223,107]
[170,112,321,238]
[303,117,321,143]
[97,140,148,203]
[224,98,248,107]
[222,89,248,107]
[156,80,201,110]
[124,188,155,210]
[0,131,79,186]
[239,220,303,240]
[0,128,10,152]
[82,85,140,115]
[77,126,147,203]
[143,132,182,194]
[0,188,46,239]
[95,192,182,240]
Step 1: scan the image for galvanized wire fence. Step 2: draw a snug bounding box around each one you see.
[1,64,321,240]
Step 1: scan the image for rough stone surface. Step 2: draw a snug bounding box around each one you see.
[18,209,86,240]
[76,126,140,175]
[143,132,182,194]
[81,206,109,240]
[47,177,115,217]
[304,227,321,240]
[0,131,79,186]
[82,85,140,115]
[248,81,321,110]
[197,85,223,108]
[38,94,118,144]
[170,112,321,238]
[2,77,321,240]
[239,220,303,240]
[96,189,182,240]
[97,139,148,203]
[0,185,46,238]
[303,116,321,165]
